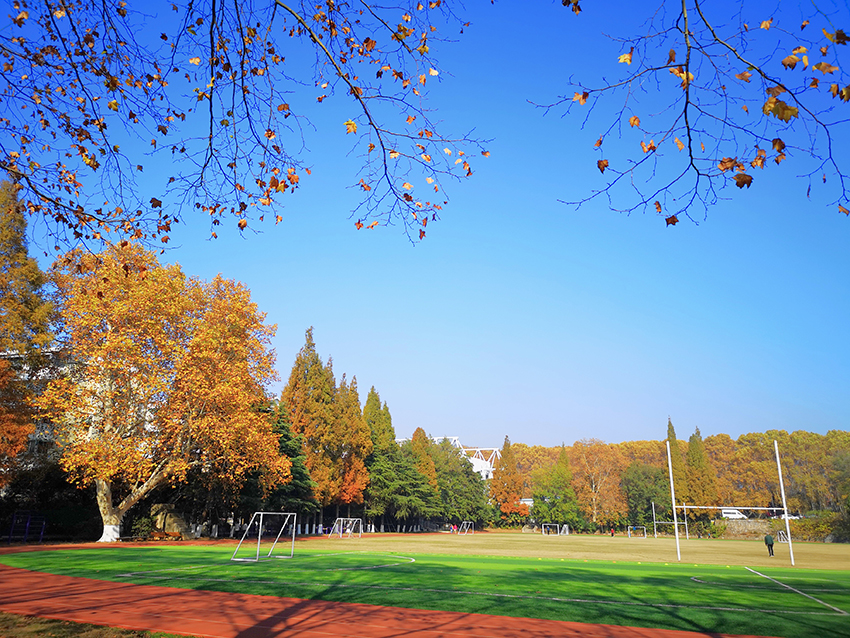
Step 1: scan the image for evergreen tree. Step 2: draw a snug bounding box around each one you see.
[410,427,439,494]
[264,402,317,516]
[335,374,372,510]
[281,328,338,520]
[489,436,529,526]
[430,440,489,525]
[530,445,580,527]
[0,181,54,478]
[366,443,439,529]
[686,426,719,508]
[0,181,53,358]
[666,418,688,502]
[363,386,395,456]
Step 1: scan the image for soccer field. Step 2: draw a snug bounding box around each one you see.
[2,534,848,638]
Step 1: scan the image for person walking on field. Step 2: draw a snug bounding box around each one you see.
[764,533,774,557]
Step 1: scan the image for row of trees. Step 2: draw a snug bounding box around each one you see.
[505,420,850,532]
[0,183,846,537]
[279,329,490,531]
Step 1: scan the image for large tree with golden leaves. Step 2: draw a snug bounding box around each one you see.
[37,243,290,541]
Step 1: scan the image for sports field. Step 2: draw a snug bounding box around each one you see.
[1,533,848,638]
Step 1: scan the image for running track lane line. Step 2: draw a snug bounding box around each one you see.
[744,567,848,615]
[0,563,776,638]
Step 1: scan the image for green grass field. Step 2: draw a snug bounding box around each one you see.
[2,533,848,638]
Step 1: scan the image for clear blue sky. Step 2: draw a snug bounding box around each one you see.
[39,1,850,447]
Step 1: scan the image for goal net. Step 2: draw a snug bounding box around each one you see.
[628,525,647,538]
[458,520,474,535]
[328,517,363,538]
[231,512,296,562]
[542,523,569,536]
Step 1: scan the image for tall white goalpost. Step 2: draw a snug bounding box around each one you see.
[328,517,363,538]
[666,438,795,566]
[231,512,296,562]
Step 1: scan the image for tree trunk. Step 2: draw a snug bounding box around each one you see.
[95,479,123,542]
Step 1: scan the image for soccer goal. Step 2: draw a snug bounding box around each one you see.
[230,512,296,562]
[541,523,559,535]
[458,520,474,535]
[559,524,570,535]
[628,525,647,538]
[328,517,363,538]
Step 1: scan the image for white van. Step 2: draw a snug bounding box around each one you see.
[721,508,748,520]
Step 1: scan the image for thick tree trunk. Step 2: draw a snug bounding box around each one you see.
[95,479,123,542]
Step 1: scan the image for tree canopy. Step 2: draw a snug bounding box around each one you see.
[4,1,845,249]
[37,242,290,541]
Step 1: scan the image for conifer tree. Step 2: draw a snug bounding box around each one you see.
[430,439,489,525]
[0,181,54,477]
[264,402,317,516]
[0,181,53,358]
[666,418,688,502]
[364,386,395,456]
[335,375,372,511]
[281,328,338,520]
[410,427,439,495]
[489,436,529,525]
[686,426,719,508]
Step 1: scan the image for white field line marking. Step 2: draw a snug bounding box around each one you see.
[745,567,848,615]
[690,577,846,593]
[112,572,841,618]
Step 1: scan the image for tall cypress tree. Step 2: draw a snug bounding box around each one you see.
[0,180,53,476]
[666,418,688,502]
[364,386,395,456]
[686,426,719,507]
[335,374,372,512]
[410,427,439,494]
[281,328,338,524]
[0,180,53,358]
[489,436,529,525]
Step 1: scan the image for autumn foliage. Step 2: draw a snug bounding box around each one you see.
[37,243,290,541]
[489,436,529,523]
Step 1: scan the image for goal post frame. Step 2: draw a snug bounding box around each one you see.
[458,520,474,535]
[230,511,296,562]
[328,517,363,538]
[541,523,570,536]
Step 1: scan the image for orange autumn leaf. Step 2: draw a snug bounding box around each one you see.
[628,115,640,128]
[597,159,609,173]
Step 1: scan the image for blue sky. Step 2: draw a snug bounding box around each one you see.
[36,1,850,447]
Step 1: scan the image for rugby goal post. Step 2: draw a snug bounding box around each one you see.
[328,517,363,538]
[231,512,296,562]
[458,520,474,535]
